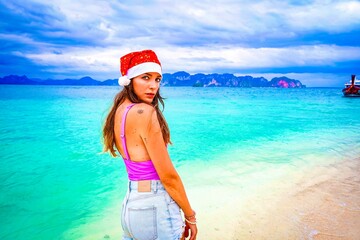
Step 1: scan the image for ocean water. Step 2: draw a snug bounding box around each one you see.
[1,85,360,239]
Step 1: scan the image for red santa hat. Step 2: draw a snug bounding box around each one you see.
[118,49,162,86]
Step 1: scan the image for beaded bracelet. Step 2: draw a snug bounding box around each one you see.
[185,218,197,225]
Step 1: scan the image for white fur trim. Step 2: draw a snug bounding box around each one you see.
[118,76,131,86]
[127,62,162,79]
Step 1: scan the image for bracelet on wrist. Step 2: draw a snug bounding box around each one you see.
[185,218,197,225]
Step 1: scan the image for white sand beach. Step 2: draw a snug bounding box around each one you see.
[186,157,360,240]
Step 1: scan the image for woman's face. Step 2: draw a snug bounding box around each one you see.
[132,72,162,104]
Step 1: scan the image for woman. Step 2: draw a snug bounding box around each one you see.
[103,49,197,240]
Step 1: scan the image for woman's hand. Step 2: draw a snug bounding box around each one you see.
[182,211,197,240]
[182,221,197,240]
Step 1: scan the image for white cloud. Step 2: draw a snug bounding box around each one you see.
[33,0,116,21]
[286,0,360,32]
[27,0,360,45]
[158,44,360,73]
[24,44,360,79]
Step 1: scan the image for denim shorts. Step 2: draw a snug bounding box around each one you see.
[121,180,184,240]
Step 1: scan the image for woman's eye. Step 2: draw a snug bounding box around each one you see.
[156,78,162,82]
[142,76,150,80]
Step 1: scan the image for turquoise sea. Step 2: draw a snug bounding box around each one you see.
[1,85,360,239]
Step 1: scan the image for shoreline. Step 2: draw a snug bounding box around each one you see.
[62,156,360,240]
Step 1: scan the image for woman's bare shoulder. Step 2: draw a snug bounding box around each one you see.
[128,103,156,123]
[132,103,155,114]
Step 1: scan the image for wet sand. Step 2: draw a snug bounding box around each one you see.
[187,157,360,240]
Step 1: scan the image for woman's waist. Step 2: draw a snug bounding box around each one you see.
[128,180,165,193]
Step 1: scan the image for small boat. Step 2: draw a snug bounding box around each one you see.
[342,75,360,97]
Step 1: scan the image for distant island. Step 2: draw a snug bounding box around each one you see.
[0,72,305,88]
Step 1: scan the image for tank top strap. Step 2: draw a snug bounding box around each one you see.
[121,103,136,160]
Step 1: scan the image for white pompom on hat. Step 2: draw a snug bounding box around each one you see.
[118,50,162,86]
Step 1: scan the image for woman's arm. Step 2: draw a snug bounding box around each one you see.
[139,105,198,239]
[139,105,194,217]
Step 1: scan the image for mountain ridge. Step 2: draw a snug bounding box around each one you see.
[0,72,306,88]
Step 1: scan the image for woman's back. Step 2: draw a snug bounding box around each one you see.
[114,102,160,181]
[114,102,153,162]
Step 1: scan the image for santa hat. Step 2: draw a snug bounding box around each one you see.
[118,49,162,86]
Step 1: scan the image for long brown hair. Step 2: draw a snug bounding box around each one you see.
[102,82,171,157]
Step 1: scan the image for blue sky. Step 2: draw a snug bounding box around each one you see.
[1,0,359,87]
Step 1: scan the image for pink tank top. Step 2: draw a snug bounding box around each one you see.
[121,103,160,181]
